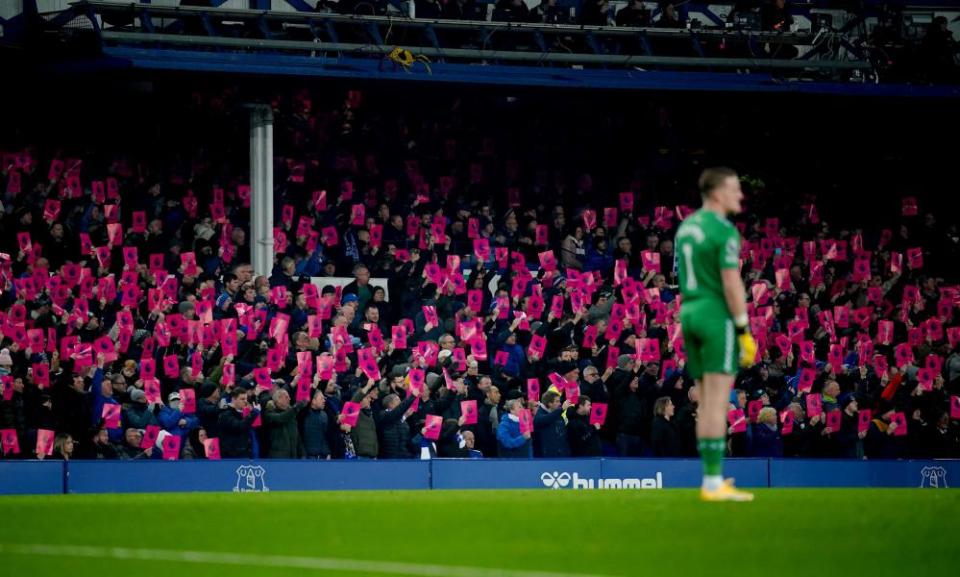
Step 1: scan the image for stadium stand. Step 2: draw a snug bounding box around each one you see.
[1,84,958,465]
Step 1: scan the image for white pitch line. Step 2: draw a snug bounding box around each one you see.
[0,544,618,577]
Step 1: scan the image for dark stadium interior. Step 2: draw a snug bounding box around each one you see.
[2,71,959,464]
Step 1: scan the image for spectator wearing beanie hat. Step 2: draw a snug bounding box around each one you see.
[197,382,222,438]
[0,349,13,375]
[836,393,864,459]
[123,388,158,430]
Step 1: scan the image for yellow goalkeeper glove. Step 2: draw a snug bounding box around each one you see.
[734,314,756,368]
[738,333,757,368]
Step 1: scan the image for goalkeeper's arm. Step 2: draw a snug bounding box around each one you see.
[721,268,756,368]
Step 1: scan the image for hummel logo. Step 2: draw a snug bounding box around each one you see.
[540,471,572,489]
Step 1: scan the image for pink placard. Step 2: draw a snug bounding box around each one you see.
[460,401,478,425]
[203,437,221,460]
[901,196,918,216]
[605,345,621,373]
[470,337,488,360]
[369,224,382,247]
[590,402,608,426]
[423,415,443,440]
[603,207,618,228]
[534,225,548,246]
[538,250,557,272]
[322,226,339,247]
[43,198,61,222]
[944,396,960,420]
[825,410,842,432]
[33,362,50,388]
[727,409,747,434]
[907,247,923,270]
[637,338,660,363]
[640,250,661,273]
[163,355,180,379]
[351,203,365,226]
[253,367,273,390]
[36,429,55,457]
[1,377,14,402]
[131,211,147,233]
[180,388,196,414]
[806,394,823,418]
[858,409,873,434]
[341,402,361,428]
[872,354,889,377]
[582,209,596,231]
[143,379,161,404]
[2,428,21,455]
[518,409,533,435]
[222,363,236,386]
[779,409,794,435]
[876,320,894,345]
[422,305,439,327]
[526,379,541,404]
[162,434,182,460]
[312,189,327,212]
[141,425,161,449]
[528,334,547,358]
[890,412,907,437]
[102,404,121,429]
[747,400,763,423]
[894,343,913,368]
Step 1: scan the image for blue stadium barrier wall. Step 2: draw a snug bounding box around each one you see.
[66,460,431,494]
[1,459,957,495]
[769,459,958,489]
[0,461,64,495]
[432,458,605,490]
[430,458,769,490]
[601,458,770,489]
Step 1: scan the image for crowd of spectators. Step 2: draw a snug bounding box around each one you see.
[1,86,959,464]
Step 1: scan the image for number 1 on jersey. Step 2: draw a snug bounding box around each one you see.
[682,243,697,291]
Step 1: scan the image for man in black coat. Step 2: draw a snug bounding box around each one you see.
[673,386,699,457]
[613,370,644,456]
[197,382,222,438]
[301,389,333,459]
[475,385,501,458]
[650,396,680,457]
[217,387,261,459]
[52,370,93,443]
[376,392,418,459]
[533,391,571,458]
[579,365,609,404]
[567,396,602,456]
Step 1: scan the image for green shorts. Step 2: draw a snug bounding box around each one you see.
[680,299,738,380]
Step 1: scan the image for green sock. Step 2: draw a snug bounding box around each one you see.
[698,438,726,477]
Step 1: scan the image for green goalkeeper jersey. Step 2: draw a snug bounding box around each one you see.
[675,208,741,306]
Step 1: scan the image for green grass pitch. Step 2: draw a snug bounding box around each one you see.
[1,489,957,577]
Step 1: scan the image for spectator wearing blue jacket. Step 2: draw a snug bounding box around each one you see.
[89,356,122,443]
[533,391,571,458]
[497,399,532,458]
[493,320,526,380]
[583,236,614,274]
[158,391,200,440]
[749,407,783,458]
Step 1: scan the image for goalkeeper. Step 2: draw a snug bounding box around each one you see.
[675,167,757,502]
